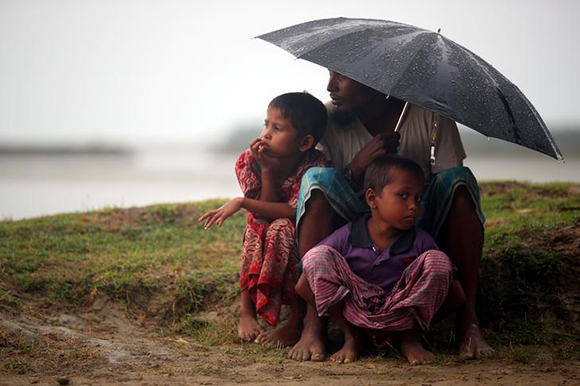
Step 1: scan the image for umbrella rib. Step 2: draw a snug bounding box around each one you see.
[293,27,373,60]
[387,32,438,104]
[510,86,563,160]
[294,24,423,61]
[459,45,563,159]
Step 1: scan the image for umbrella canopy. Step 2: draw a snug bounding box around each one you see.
[257,17,562,160]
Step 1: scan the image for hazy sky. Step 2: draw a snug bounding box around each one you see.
[1,0,579,146]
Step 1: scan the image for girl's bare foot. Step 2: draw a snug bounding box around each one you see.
[330,334,363,364]
[237,289,264,341]
[255,320,302,348]
[238,312,264,342]
[288,305,326,361]
[400,329,434,365]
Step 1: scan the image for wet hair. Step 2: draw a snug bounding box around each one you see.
[364,155,425,194]
[268,92,328,145]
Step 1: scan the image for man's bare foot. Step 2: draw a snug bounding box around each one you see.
[288,306,325,361]
[458,323,494,359]
[255,320,302,348]
[330,335,363,364]
[400,330,434,365]
[238,312,264,342]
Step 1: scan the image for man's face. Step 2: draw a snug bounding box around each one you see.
[326,70,378,112]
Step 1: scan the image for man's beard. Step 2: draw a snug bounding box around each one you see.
[332,106,357,125]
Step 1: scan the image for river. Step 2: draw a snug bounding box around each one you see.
[1,147,578,220]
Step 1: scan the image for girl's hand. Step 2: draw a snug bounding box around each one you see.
[198,197,243,229]
[249,138,280,171]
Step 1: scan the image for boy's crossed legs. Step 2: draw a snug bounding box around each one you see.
[291,245,453,365]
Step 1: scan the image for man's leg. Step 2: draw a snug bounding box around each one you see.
[289,190,335,360]
[298,189,335,257]
[437,186,493,359]
[289,274,326,361]
[255,297,304,348]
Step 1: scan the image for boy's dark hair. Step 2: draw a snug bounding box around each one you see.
[364,155,425,193]
[268,92,328,145]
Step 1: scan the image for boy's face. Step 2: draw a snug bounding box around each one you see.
[260,107,305,158]
[367,167,424,231]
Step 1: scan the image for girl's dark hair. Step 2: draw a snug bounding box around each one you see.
[268,92,328,145]
[364,155,424,193]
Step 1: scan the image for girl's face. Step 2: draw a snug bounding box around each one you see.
[367,167,424,231]
[260,107,309,158]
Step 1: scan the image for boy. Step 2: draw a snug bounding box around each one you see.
[294,155,455,365]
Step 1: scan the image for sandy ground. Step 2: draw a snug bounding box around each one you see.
[1,296,579,386]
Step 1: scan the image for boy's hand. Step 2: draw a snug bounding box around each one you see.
[198,197,243,229]
[250,138,280,172]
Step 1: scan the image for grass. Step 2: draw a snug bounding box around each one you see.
[1,201,244,316]
[1,181,579,370]
[476,182,580,351]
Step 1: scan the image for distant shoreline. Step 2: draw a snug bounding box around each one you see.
[0,145,133,157]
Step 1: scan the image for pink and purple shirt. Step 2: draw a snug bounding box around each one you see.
[318,213,440,295]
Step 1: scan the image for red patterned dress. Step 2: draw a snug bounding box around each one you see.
[235,148,329,327]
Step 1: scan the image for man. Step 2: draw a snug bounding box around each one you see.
[289,71,492,361]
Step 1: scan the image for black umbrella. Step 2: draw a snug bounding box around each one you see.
[257,17,563,160]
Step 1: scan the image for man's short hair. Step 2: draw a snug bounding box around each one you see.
[268,92,327,145]
[364,155,425,193]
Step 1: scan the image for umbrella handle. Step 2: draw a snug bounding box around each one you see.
[394,102,409,133]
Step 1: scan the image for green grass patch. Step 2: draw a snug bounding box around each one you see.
[0,201,245,314]
[1,182,579,359]
[175,314,238,345]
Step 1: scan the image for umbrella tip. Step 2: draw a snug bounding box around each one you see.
[437,28,441,34]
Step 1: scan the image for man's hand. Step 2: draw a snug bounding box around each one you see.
[349,132,400,181]
[198,197,243,228]
[383,131,400,154]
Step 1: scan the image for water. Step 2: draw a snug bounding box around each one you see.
[1,147,579,220]
[0,148,240,220]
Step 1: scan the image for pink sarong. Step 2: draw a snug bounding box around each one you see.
[302,245,452,331]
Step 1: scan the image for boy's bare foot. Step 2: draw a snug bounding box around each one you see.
[289,329,325,361]
[255,320,302,348]
[330,334,363,364]
[288,306,325,361]
[458,322,494,359]
[238,312,264,342]
[400,329,434,365]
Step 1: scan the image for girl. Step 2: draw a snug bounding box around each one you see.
[199,92,328,346]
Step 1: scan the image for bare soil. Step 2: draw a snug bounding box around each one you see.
[1,294,579,386]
